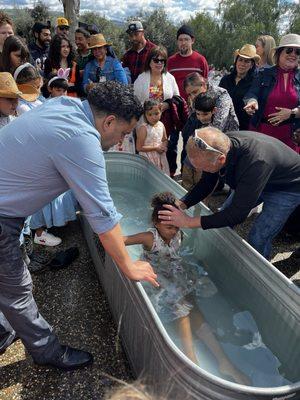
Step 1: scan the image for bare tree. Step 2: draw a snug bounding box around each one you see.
[60,0,80,43]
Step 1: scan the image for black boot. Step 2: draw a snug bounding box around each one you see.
[34,345,93,370]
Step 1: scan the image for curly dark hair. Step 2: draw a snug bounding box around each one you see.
[88,81,143,122]
[0,35,30,73]
[151,192,178,223]
[47,34,75,70]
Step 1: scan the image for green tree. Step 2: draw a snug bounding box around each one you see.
[289,4,300,34]
[80,12,124,57]
[188,12,221,67]
[13,7,34,42]
[212,0,288,67]
[30,1,50,22]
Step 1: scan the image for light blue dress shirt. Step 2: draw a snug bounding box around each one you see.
[0,96,122,234]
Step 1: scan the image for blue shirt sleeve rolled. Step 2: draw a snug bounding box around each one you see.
[50,132,122,234]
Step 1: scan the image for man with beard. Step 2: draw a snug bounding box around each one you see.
[29,22,51,71]
[0,81,158,367]
[75,27,92,76]
[122,21,156,83]
[167,25,209,101]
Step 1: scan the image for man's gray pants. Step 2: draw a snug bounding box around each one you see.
[0,216,61,362]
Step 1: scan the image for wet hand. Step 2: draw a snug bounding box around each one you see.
[158,204,192,228]
[128,260,159,287]
[268,107,292,126]
[244,101,258,115]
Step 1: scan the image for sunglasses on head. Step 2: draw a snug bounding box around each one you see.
[152,58,166,64]
[192,133,223,155]
[284,47,300,56]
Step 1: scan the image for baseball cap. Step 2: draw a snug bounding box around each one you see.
[56,17,69,28]
[126,21,144,34]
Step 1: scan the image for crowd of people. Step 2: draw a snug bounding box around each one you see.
[0,9,299,381]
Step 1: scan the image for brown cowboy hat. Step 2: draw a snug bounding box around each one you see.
[0,72,28,100]
[88,33,112,49]
[234,44,260,63]
[16,83,40,102]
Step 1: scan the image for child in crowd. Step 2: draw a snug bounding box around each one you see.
[14,63,45,114]
[47,69,69,97]
[44,35,82,98]
[28,68,78,247]
[182,93,238,190]
[123,192,248,384]
[0,35,30,74]
[0,72,24,127]
[136,100,169,175]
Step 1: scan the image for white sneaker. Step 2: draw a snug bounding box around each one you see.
[34,231,62,247]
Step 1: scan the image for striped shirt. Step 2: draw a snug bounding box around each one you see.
[167,51,209,100]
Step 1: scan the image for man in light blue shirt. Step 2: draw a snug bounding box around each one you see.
[0,81,158,369]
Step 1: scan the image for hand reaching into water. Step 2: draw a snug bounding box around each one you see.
[127,260,159,287]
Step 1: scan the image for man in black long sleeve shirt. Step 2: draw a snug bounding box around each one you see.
[158,128,300,259]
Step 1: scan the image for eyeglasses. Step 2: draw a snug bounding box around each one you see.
[152,58,166,64]
[284,47,300,56]
[192,133,223,155]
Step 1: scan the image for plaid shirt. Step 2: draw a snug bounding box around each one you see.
[122,40,156,83]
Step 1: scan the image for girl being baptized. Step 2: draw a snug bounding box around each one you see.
[124,192,249,385]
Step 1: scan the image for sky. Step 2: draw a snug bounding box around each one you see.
[1,0,218,22]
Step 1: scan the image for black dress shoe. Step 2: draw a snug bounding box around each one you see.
[0,331,17,355]
[35,345,93,370]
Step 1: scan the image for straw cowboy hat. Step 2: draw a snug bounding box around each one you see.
[0,72,28,100]
[88,33,112,49]
[234,44,260,63]
[275,33,300,49]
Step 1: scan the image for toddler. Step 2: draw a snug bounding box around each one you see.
[136,100,169,175]
[47,68,69,97]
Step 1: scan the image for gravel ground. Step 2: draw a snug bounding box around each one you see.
[0,192,299,400]
[0,220,132,400]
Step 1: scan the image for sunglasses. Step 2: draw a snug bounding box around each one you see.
[284,47,300,56]
[152,58,166,64]
[193,133,223,155]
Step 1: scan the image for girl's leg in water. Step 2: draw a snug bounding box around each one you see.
[191,310,250,385]
[177,315,198,364]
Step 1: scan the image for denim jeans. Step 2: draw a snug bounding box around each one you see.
[248,191,300,259]
[221,190,300,260]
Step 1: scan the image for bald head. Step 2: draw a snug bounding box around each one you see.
[187,127,230,156]
[186,127,230,173]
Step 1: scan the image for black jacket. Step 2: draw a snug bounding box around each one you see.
[182,130,300,229]
[219,72,254,130]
